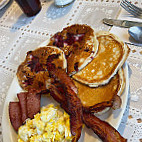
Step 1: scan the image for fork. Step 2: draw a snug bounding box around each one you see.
[120,0,142,18]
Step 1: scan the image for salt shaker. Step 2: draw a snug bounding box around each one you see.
[54,0,75,7]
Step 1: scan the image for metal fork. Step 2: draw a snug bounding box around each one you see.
[120,0,142,18]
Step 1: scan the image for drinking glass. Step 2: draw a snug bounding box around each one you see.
[15,0,41,17]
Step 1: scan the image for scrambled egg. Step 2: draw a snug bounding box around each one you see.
[18,104,73,142]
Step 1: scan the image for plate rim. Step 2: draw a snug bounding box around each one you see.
[2,40,129,142]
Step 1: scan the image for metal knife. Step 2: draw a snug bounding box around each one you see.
[103,18,142,28]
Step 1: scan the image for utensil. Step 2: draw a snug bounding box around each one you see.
[103,18,142,43]
[120,0,142,18]
[103,18,142,28]
[128,26,142,42]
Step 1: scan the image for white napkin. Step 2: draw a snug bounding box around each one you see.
[110,8,142,46]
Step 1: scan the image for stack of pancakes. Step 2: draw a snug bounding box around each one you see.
[48,25,130,113]
[17,24,130,114]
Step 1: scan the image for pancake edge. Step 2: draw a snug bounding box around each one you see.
[73,31,130,87]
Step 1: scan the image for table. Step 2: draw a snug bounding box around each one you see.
[0,0,142,141]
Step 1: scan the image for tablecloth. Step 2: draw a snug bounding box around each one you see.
[0,0,142,141]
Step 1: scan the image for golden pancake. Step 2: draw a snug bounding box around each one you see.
[73,31,130,87]
[17,46,67,91]
[48,24,98,76]
[73,68,125,112]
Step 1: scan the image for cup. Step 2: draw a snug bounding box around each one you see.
[54,0,75,7]
[15,0,41,17]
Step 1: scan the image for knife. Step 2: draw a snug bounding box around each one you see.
[103,18,142,28]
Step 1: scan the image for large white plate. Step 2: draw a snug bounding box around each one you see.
[2,40,129,142]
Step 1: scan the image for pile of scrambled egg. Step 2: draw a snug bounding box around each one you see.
[18,104,73,142]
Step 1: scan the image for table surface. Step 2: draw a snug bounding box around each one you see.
[0,0,142,142]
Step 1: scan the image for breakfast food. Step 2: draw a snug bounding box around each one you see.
[18,104,73,142]
[48,24,99,75]
[9,102,23,132]
[82,111,127,142]
[17,92,28,122]
[73,68,125,113]
[8,24,129,142]
[9,89,41,131]
[47,64,127,142]
[46,63,83,142]
[17,46,67,91]
[73,31,130,87]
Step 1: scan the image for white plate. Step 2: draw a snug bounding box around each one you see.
[2,41,129,142]
[0,0,10,10]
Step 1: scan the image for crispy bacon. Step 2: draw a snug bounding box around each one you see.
[47,62,83,139]
[84,95,122,113]
[49,84,68,113]
[65,88,83,136]
[83,110,127,142]
[49,84,127,142]
[47,62,78,94]
[47,63,127,142]
[84,101,113,113]
[49,84,82,141]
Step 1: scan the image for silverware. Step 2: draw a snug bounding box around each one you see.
[120,0,142,18]
[128,26,142,43]
[103,18,142,28]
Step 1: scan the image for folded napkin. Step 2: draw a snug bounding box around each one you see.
[110,8,142,46]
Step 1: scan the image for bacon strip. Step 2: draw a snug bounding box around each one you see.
[49,84,82,141]
[9,102,23,131]
[84,101,113,113]
[49,84,68,113]
[49,85,127,142]
[83,110,127,142]
[47,63,83,139]
[47,63,127,142]
[47,62,78,94]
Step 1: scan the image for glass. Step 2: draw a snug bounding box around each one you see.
[54,0,75,7]
[15,0,41,17]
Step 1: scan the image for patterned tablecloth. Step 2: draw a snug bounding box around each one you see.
[0,0,142,142]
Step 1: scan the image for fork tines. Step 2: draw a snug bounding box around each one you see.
[120,0,142,18]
